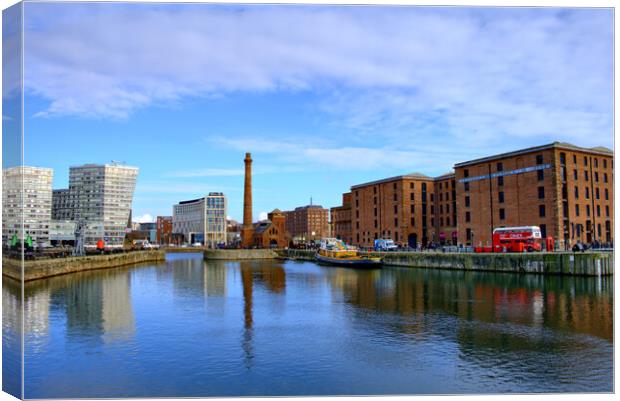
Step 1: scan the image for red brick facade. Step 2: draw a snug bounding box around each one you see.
[333,142,613,249]
[283,205,329,241]
[455,143,613,247]
[251,209,290,248]
[156,216,173,244]
[347,173,455,249]
[330,192,352,244]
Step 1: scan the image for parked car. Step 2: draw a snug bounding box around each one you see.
[374,239,398,252]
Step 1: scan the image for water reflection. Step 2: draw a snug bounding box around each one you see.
[330,268,613,341]
[327,267,613,392]
[239,260,287,368]
[10,255,613,397]
[2,279,22,398]
[22,267,136,344]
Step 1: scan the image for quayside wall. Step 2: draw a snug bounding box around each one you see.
[279,249,613,276]
[164,247,206,253]
[204,249,279,260]
[3,250,166,281]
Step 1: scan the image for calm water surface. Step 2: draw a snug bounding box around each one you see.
[3,253,614,397]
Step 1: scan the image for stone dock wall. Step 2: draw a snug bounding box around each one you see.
[164,247,206,253]
[8,248,609,281]
[3,250,166,282]
[204,249,279,260]
[279,249,613,276]
[280,249,316,261]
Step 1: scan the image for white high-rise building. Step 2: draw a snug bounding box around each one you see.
[173,192,227,247]
[56,163,138,246]
[2,166,53,246]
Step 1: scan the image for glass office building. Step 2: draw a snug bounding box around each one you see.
[173,192,227,247]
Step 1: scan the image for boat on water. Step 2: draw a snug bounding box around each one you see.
[315,238,382,267]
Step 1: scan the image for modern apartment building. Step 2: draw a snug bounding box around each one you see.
[455,142,614,248]
[172,192,227,247]
[2,166,53,246]
[330,192,352,244]
[52,163,139,246]
[51,189,72,220]
[283,204,329,242]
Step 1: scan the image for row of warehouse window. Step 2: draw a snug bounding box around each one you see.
[573,204,610,218]
[561,153,612,169]
[463,187,609,207]
[570,169,609,183]
[464,170,544,192]
[356,214,455,230]
[354,192,454,206]
[574,186,609,200]
[462,154,613,186]
[464,203,611,221]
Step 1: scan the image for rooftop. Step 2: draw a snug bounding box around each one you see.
[434,172,456,180]
[70,162,139,170]
[454,142,613,168]
[351,171,454,189]
[253,221,272,234]
[177,197,204,205]
[292,205,325,211]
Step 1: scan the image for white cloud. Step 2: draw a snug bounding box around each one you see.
[133,213,154,223]
[258,211,268,221]
[135,181,236,194]
[22,5,612,146]
[165,168,244,178]
[214,136,474,173]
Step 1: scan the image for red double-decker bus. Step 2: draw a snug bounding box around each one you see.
[491,226,553,252]
[474,226,554,253]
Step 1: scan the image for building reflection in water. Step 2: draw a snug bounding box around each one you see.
[101,273,135,343]
[171,256,207,297]
[239,260,286,368]
[327,266,613,387]
[205,262,227,297]
[22,268,137,343]
[2,280,23,398]
[329,268,613,341]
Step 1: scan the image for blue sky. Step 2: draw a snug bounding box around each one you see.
[6,3,614,222]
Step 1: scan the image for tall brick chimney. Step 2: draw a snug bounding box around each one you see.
[241,152,254,247]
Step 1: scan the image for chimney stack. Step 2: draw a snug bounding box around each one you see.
[241,152,254,247]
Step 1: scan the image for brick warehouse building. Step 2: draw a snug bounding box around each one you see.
[283,204,330,242]
[156,216,173,245]
[455,142,613,248]
[347,172,457,249]
[332,141,612,249]
[330,192,352,244]
[434,173,458,245]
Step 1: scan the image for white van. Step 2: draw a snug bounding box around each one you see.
[374,239,398,251]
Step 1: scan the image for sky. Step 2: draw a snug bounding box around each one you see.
[3,3,614,222]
